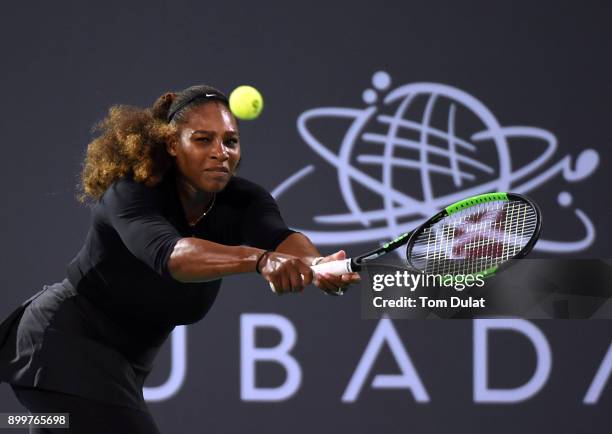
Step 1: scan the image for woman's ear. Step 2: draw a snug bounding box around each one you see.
[166,135,179,157]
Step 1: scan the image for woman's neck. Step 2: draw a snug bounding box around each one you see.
[174,174,215,224]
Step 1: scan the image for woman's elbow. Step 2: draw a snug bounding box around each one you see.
[166,238,193,283]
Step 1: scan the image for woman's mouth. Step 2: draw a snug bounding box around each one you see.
[203,167,230,180]
[204,166,229,174]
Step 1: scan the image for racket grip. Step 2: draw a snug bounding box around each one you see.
[311,259,353,275]
[268,259,354,292]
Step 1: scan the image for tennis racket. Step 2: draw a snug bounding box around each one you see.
[272,192,542,294]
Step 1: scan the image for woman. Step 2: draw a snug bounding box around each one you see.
[0,85,360,433]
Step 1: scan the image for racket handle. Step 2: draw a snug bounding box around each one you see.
[268,259,354,292]
[311,259,353,275]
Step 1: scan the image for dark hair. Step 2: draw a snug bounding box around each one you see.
[77,84,230,203]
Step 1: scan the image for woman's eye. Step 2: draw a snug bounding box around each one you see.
[195,137,211,143]
[225,138,239,147]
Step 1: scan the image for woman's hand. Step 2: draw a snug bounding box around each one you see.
[258,252,314,295]
[313,250,361,296]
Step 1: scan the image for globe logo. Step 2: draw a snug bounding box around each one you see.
[273,71,599,253]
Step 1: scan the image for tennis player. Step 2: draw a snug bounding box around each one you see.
[0,85,360,433]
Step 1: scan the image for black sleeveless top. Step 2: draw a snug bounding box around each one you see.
[0,171,295,410]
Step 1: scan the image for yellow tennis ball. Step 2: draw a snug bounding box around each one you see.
[229,85,264,120]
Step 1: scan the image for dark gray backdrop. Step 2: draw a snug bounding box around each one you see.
[1,1,611,433]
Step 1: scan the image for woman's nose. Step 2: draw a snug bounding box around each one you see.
[211,140,229,160]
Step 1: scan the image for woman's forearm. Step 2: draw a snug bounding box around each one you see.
[274,232,321,262]
[168,238,263,283]
[167,232,320,284]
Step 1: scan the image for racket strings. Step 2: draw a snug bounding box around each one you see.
[409,200,537,275]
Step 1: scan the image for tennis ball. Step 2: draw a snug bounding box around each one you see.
[229,85,264,120]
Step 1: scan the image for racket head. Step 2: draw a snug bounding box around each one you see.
[405,192,542,277]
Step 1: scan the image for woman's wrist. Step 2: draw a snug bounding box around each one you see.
[255,250,273,274]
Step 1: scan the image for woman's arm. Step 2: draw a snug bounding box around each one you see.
[167,237,314,292]
[168,233,360,294]
[167,238,263,283]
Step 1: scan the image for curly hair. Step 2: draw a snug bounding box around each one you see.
[77,85,229,204]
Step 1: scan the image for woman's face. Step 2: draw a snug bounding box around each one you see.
[168,101,240,193]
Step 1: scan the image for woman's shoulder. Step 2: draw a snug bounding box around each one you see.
[99,174,169,208]
[222,176,273,200]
